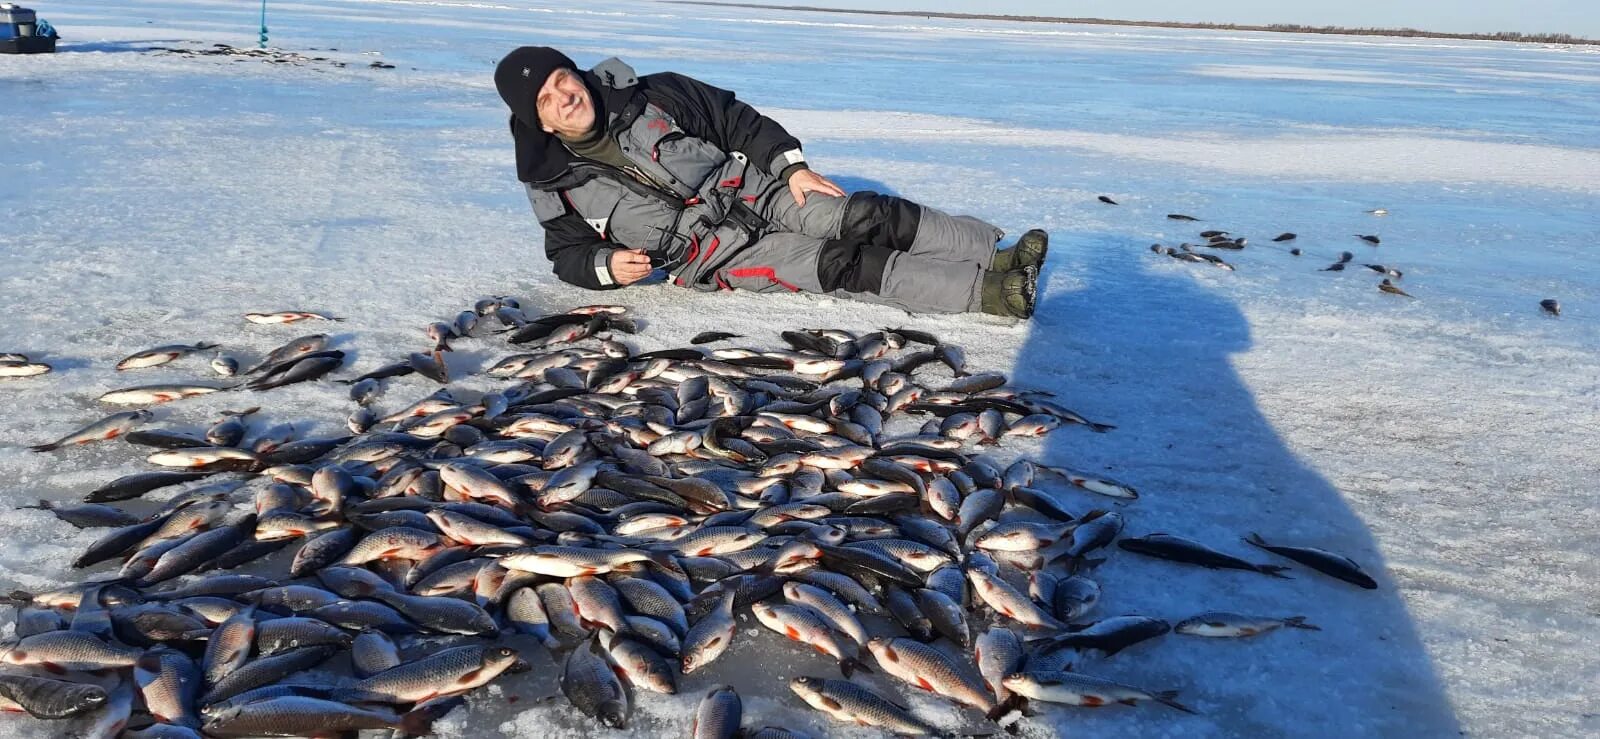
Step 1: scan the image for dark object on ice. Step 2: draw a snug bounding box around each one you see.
[1244,533,1377,589]
[1199,240,1244,251]
[1356,234,1381,245]
[369,61,395,69]
[1117,533,1291,577]
[1288,248,1302,256]
[1540,299,1560,316]
[1364,264,1402,278]
[1167,214,1201,222]
[692,331,742,345]
[1199,230,1227,238]
[1272,232,1296,242]
[1319,263,1345,272]
[0,5,58,55]
[1097,195,1118,205]
[1378,279,1414,298]
[1338,251,1354,264]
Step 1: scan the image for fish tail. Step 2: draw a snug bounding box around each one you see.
[197,342,221,350]
[18,500,51,510]
[1258,565,1294,579]
[1242,532,1270,550]
[1087,422,1116,433]
[27,442,59,453]
[1153,690,1198,714]
[5,590,33,604]
[1284,616,1320,631]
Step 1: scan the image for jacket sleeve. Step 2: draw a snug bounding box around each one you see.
[526,184,620,291]
[644,72,808,180]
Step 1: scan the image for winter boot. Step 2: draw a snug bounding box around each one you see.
[979,265,1038,319]
[991,229,1049,272]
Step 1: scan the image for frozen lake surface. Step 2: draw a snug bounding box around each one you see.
[1,0,1597,736]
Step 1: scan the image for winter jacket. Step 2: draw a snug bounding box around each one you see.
[512,58,810,290]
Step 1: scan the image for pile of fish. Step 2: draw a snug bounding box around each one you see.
[3,299,1379,737]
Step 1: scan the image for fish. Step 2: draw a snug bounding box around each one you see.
[867,637,996,715]
[202,608,257,687]
[1118,533,1291,577]
[30,410,155,452]
[1175,612,1319,637]
[1,630,142,671]
[1167,213,1201,221]
[243,311,343,324]
[1243,532,1378,588]
[1272,232,1296,242]
[1365,264,1402,278]
[98,384,228,405]
[969,567,1063,631]
[751,600,866,676]
[244,334,330,374]
[681,591,737,674]
[0,675,109,719]
[1540,298,1560,317]
[0,361,53,378]
[1097,195,1117,205]
[1035,615,1170,657]
[1356,234,1381,244]
[692,331,743,344]
[348,644,521,703]
[1379,279,1415,298]
[790,676,938,735]
[1001,670,1195,713]
[211,354,240,377]
[975,626,1026,704]
[116,343,220,371]
[18,500,140,528]
[600,630,677,694]
[202,696,444,737]
[691,685,741,739]
[134,646,201,728]
[560,637,629,728]
[247,351,345,390]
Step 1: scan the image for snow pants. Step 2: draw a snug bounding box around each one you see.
[708,190,1002,314]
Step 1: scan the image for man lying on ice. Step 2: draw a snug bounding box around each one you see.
[493,46,1043,318]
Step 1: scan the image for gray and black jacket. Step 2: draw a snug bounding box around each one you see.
[513,59,809,290]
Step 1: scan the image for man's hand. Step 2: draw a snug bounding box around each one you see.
[609,249,654,285]
[788,169,846,206]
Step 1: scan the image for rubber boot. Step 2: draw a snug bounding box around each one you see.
[991,229,1049,272]
[979,266,1038,319]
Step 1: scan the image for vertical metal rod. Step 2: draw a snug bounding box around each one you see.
[259,0,268,49]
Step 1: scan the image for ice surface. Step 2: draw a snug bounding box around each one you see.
[2,0,1598,737]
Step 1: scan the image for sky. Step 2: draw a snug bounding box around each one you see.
[814,0,1600,38]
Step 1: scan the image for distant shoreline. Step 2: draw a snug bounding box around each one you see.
[664,1,1599,46]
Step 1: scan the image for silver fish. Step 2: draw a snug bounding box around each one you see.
[1175,612,1318,638]
[1001,670,1196,713]
[30,410,155,452]
[789,676,936,735]
[117,343,220,371]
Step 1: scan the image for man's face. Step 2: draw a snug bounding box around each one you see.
[536,68,595,138]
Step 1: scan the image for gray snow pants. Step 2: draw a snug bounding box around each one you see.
[706,190,1002,314]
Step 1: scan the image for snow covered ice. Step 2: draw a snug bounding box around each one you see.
[2,0,1598,737]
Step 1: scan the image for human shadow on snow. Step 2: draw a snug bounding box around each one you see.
[1005,234,1462,735]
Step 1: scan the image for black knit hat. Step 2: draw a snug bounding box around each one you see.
[494,46,577,127]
